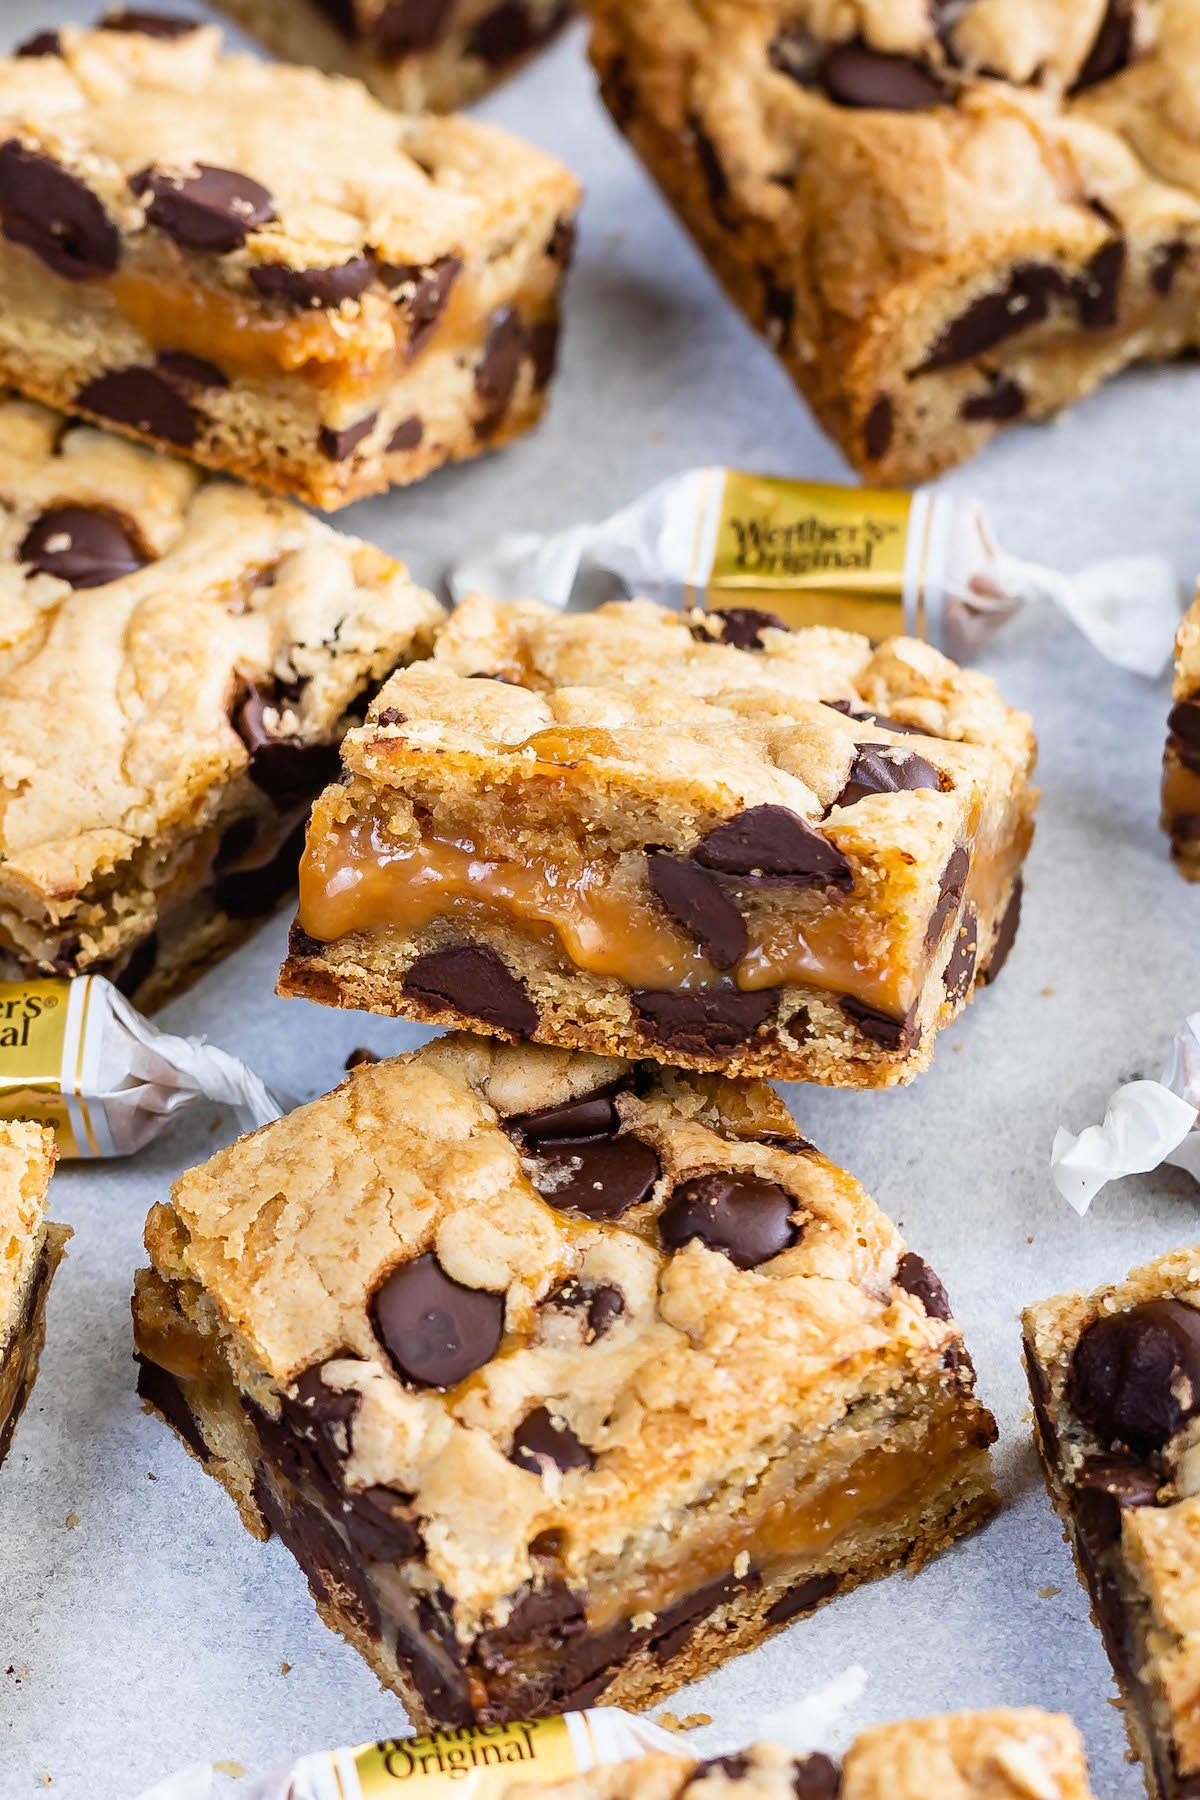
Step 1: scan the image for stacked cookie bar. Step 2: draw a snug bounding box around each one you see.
[0,1122,68,1470]
[1163,594,1200,879]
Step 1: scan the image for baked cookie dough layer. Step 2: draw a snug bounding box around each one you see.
[0,1122,68,1472]
[1163,593,1200,879]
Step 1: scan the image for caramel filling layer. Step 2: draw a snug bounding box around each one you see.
[297,815,915,1014]
[1163,759,1200,834]
[109,270,359,382]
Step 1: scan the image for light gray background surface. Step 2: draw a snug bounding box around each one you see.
[3,6,1199,1794]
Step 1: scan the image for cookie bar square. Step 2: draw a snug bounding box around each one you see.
[281,596,1036,1089]
[0,1121,68,1471]
[0,16,579,510]
[1163,593,1200,879]
[587,0,1200,483]
[212,0,572,115]
[133,1034,998,1726]
[506,1712,1097,1800]
[1023,1249,1200,1800]
[0,394,443,1010]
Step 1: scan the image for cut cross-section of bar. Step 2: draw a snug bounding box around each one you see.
[1163,591,1200,879]
[133,1033,998,1726]
[0,1121,68,1471]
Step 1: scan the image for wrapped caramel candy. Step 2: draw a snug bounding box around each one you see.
[450,467,1180,676]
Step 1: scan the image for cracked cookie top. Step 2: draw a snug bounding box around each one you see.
[145,1033,979,1621]
[0,1119,55,1329]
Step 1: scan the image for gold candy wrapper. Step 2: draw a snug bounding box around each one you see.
[0,975,284,1157]
[449,466,1180,676]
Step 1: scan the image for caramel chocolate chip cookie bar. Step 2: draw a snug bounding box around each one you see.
[509,1712,1097,1800]
[0,393,443,1009]
[587,0,1200,483]
[133,1034,998,1725]
[212,0,571,115]
[281,597,1036,1089]
[0,15,579,510]
[0,1122,68,1472]
[1023,1250,1200,1800]
[1163,594,1200,879]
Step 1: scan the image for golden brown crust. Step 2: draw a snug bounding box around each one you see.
[1164,590,1200,879]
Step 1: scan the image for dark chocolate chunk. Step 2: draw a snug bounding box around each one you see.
[547,217,576,265]
[765,1570,840,1627]
[754,1130,817,1154]
[76,366,199,446]
[129,163,275,255]
[943,904,978,1003]
[387,415,424,453]
[508,1085,624,1144]
[918,263,1067,371]
[376,706,406,728]
[648,852,747,970]
[1072,1453,1161,1550]
[233,683,341,811]
[19,505,147,589]
[694,805,853,889]
[863,393,893,461]
[895,1251,952,1321]
[961,373,1026,421]
[252,1469,381,1640]
[1070,0,1134,93]
[155,349,229,389]
[397,1593,472,1726]
[545,1278,625,1341]
[697,1758,750,1783]
[310,0,358,38]
[479,1579,587,1659]
[250,257,375,310]
[404,943,539,1036]
[1151,240,1188,297]
[530,1137,661,1222]
[510,1405,595,1476]
[1169,699,1200,776]
[1069,1298,1200,1452]
[925,845,970,949]
[378,254,462,353]
[281,1362,359,1485]
[136,1355,210,1463]
[318,411,378,461]
[825,697,923,736]
[633,987,776,1056]
[980,877,1022,983]
[475,307,526,435]
[840,995,920,1051]
[834,742,941,808]
[528,320,561,390]
[99,9,201,34]
[766,27,822,87]
[344,1046,379,1070]
[15,31,63,56]
[660,1172,799,1270]
[343,1484,423,1562]
[695,607,789,650]
[466,0,569,64]
[649,1570,755,1665]
[819,41,948,109]
[1076,235,1125,330]
[0,140,120,281]
[372,1252,504,1389]
[372,0,455,54]
[791,1756,843,1800]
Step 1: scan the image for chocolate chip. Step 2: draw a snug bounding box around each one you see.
[475,307,526,434]
[155,350,228,389]
[754,1130,817,1154]
[76,366,199,446]
[825,698,923,737]
[99,9,201,34]
[1076,235,1125,330]
[1169,699,1200,775]
[376,706,406,728]
[895,1251,952,1321]
[466,0,568,63]
[633,987,777,1056]
[318,412,378,461]
[479,1579,587,1659]
[697,1758,750,1783]
[834,742,941,808]
[130,164,275,255]
[387,415,424,453]
[1072,1453,1161,1550]
[961,373,1026,421]
[649,1570,755,1665]
[396,1593,472,1726]
[252,1470,381,1641]
[695,607,789,650]
[378,255,462,353]
[660,1172,799,1270]
[765,1570,840,1627]
[529,320,561,390]
[15,31,63,55]
[0,141,120,281]
[546,1278,625,1341]
[818,41,948,109]
[648,852,747,970]
[981,877,1022,983]
[371,0,455,53]
[918,263,1067,371]
[863,394,893,461]
[404,943,539,1036]
[508,1085,625,1144]
[694,805,853,889]
[345,1046,379,1070]
[1070,1299,1200,1452]
[511,1405,594,1476]
[925,846,970,949]
[547,218,576,265]
[840,995,920,1051]
[233,683,341,810]
[507,1083,660,1221]
[136,1356,211,1463]
[282,1363,359,1481]
[943,904,978,1002]
[1151,241,1188,297]
[372,1252,504,1389]
[1070,0,1134,93]
[791,1756,843,1800]
[343,1485,423,1562]
[19,505,147,589]
[250,257,375,310]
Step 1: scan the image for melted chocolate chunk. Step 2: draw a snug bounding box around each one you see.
[398,1592,473,1725]
[918,263,1067,371]
[694,805,853,889]
[252,1470,381,1640]
[528,320,561,390]
[250,257,375,310]
[632,986,777,1056]
[840,995,920,1051]
[509,1086,624,1143]
[817,40,949,109]
[15,31,63,56]
[466,0,569,64]
[136,1356,210,1463]
[1069,1299,1200,1452]
[1151,240,1188,297]
[378,254,462,354]
[155,350,228,389]
[1076,235,1125,330]
[834,742,941,808]
[694,607,789,650]
[510,1405,595,1476]
[372,1252,504,1389]
[475,307,527,434]
[925,845,970,949]
[404,943,538,1036]
[1070,0,1135,93]
[19,505,147,589]
[343,1484,423,1562]
[372,0,455,53]
[660,1172,799,1269]
[765,1570,840,1627]
[387,415,424,453]
[318,411,378,461]
[233,683,341,810]
[961,373,1026,421]
[507,1081,660,1222]
[825,697,923,736]
[895,1251,952,1321]
[130,163,275,255]
[980,877,1022,983]
[863,394,893,461]
[480,1580,587,1657]
[545,1278,625,1341]
[1169,699,1200,774]
[77,366,199,446]
[1072,1453,1161,1550]
[648,852,747,970]
[791,1756,843,1800]
[281,1363,359,1485]
[0,141,120,281]
[943,904,978,1002]
[99,9,201,34]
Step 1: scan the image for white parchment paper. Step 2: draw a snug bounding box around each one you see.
[4,8,1200,1798]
